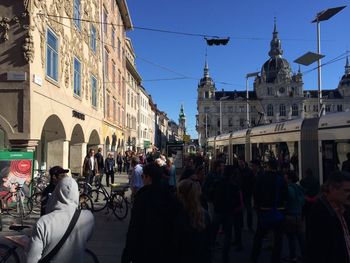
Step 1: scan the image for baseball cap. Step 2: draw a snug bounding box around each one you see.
[49,166,69,176]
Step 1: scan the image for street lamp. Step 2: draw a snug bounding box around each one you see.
[219,96,230,134]
[246,72,259,128]
[312,5,346,114]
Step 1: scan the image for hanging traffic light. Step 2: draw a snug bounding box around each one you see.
[205,37,230,46]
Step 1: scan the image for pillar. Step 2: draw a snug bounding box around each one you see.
[70,142,87,175]
[47,140,69,170]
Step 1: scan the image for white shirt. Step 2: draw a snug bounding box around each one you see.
[90,156,95,170]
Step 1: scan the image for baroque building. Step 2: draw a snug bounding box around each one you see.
[197,20,350,147]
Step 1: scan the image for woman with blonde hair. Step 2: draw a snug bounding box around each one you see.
[172,179,211,263]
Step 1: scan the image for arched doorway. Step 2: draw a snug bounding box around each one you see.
[105,136,111,154]
[111,133,117,152]
[38,115,67,170]
[87,129,101,153]
[69,124,85,174]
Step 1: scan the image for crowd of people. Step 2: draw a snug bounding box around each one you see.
[23,147,350,262]
[122,151,350,263]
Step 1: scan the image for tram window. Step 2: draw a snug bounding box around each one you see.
[325,105,331,112]
[337,105,343,112]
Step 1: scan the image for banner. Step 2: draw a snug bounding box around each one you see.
[0,151,34,191]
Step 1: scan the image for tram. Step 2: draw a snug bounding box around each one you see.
[206,111,350,184]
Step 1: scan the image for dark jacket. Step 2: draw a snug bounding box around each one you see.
[254,171,288,209]
[172,207,211,263]
[104,158,115,174]
[212,176,241,214]
[94,152,104,170]
[82,156,98,177]
[306,195,350,263]
[122,184,178,263]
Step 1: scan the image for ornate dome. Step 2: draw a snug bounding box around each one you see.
[260,18,292,83]
[262,57,291,83]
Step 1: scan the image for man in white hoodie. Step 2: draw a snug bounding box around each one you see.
[27,176,94,263]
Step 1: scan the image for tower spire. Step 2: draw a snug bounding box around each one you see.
[346,55,350,75]
[204,50,209,78]
[268,17,283,58]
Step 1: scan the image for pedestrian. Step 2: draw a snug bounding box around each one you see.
[211,165,242,263]
[284,170,305,262]
[129,157,143,201]
[251,158,288,263]
[124,151,131,175]
[82,148,98,193]
[121,162,177,263]
[167,157,177,192]
[94,147,104,185]
[27,176,94,263]
[306,171,350,263]
[40,166,68,216]
[342,152,350,173]
[116,152,123,175]
[172,179,211,263]
[104,152,115,187]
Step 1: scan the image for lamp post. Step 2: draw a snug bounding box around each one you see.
[246,72,260,128]
[311,5,346,113]
[219,96,230,134]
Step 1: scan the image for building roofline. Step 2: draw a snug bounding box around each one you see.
[116,0,133,30]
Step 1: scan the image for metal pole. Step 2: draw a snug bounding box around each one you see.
[246,77,249,128]
[317,20,322,114]
[220,100,222,134]
[205,113,208,138]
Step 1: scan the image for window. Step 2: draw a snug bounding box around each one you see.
[279,104,286,116]
[239,118,244,127]
[204,91,209,99]
[338,104,343,112]
[106,94,110,117]
[118,38,121,60]
[118,72,121,94]
[104,49,109,77]
[127,90,130,105]
[103,10,108,34]
[90,25,96,52]
[292,104,298,116]
[228,117,233,127]
[91,75,97,107]
[204,106,209,113]
[113,100,116,122]
[73,0,81,30]
[217,119,220,128]
[46,29,58,81]
[111,0,114,11]
[112,29,115,49]
[325,105,331,112]
[131,93,133,108]
[112,62,116,86]
[118,106,121,125]
[73,57,81,96]
[267,87,272,95]
[267,104,274,116]
[228,106,233,112]
[313,105,318,112]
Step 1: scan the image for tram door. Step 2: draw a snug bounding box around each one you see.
[322,141,339,183]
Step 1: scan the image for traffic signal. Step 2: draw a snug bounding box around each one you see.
[205,37,230,46]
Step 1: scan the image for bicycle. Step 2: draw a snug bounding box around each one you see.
[4,183,32,221]
[89,182,129,220]
[0,225,99,262]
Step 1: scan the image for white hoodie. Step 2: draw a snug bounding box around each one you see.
[26,177,94,263]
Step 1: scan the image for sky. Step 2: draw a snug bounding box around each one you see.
[126,0,349,139]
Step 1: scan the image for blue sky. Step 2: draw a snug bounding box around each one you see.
[126,0,349,139]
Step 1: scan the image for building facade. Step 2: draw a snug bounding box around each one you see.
[101,0,131,155]
[0,0,106,173]
[197,21,350,147]
[125,37,141,152]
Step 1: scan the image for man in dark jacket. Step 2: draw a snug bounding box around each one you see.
[306,171,350,263]
[121,162,177,263]
[94,147,104,184]
[251,158,288,263]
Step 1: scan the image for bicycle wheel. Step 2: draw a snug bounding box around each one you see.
[79,194,94,211]
[0,244,20,263]
[89,190,107,212]
[6,194,31,218]
[112,194,128,220]
[84,249,99,263]
[27,192,42,215]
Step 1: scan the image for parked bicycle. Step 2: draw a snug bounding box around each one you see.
[89,182,129,220]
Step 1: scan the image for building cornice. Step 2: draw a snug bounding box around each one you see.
[116,0,133,30]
